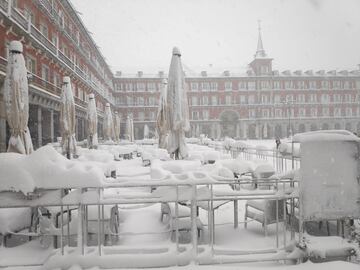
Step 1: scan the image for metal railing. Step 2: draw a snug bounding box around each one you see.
[0,178,299,267]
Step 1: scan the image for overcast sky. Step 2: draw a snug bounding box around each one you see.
[71,0,360,75]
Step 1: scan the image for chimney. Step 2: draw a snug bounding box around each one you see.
[305,70,313,76]
[223,70,230,77]
[158,71,164,78]
[115,71,122,77]
[294,70,302,76]
[201,71,207,77]
[137,71,143,77]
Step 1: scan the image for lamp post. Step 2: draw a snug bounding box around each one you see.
[282,99,293,138]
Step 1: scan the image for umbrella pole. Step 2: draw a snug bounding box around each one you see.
[66,137,71,159]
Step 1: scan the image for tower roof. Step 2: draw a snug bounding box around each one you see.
[254,21,267,59]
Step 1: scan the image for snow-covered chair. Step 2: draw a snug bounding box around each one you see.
[244,199,285,236]
[160,202,203,240]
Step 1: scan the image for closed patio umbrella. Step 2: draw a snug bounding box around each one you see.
[60,76,77,158]
[166,47,190,159]
[103,103,114,141]
[4,40,33,154]
[114,111,121,142]
[130,117,135,142]
[125,116,131,141]
[156,78,168,149]
[143,124,149,139]
[86,93,98,148]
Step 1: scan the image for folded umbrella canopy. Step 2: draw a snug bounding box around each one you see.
[143,124,149,139]
[130,117,135,142]
[156,78,169,149]
[166,47,190,159]
[114,111,121,142]
[60,76,77,158]
[103,103,114,141]
[4,40,33,154]
[86,93,98,148]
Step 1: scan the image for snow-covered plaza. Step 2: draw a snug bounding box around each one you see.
[1,0,360,269]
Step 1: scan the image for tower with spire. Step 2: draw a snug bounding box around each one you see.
[249,21,273,76]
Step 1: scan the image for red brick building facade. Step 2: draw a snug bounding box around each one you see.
[114,29,360,139]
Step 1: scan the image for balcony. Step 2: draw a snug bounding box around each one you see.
[30,25,57,55]
[58,50,74,70]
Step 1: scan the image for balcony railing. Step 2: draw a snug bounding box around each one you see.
[10,7,28,29]
[30,24,57,55]
[0,1,115,106]
[29,73,62,97]
[58,50,74,70]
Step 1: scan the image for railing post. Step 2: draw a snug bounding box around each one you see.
[7,0,12,16]
[191,184,198,263]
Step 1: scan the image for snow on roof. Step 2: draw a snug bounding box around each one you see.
[293,130,360,143]
[0,146,105,194]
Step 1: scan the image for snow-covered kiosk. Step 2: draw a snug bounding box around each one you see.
[293,130,360,229]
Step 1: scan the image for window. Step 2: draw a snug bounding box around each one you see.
[286,94,293,102]
[24,8,35,25]
[147,83,156,92]
[332,80,341,89]
[201,82,209,91]
[262,109,269,118]
[40,23,48,39]
[274,95,281,104]
[125,83,133,92]
[203,110,209,120]
[53,72,61,87]
[26,55,36,74]
[260,81,270,90]
[309,81,317,89]
[210,82,218,91]
[191,96,198,106]
[126,96,132,105]
[297,94,305,103]
[248,95,255,104]
[148,96,156,106]
[137,97,144,105]
[275,109,282,118]
[239,95,246,104]
[248,81,256,90]
[344,81,351,90]
[138,112,144,121]
[322,107,329,117]
[345,108,352,117]
[298,81,305,89]
[333,94,342,103]
[225,81,232,91]
[273,81,280,89]
[238,81,247,90]
[333,108,341,117]
[225,95,231,105]
[321,94,329,104]
[321,80,329,89]
[211,96,217,105]
[202,96,208,105]
[308,94,317,103]
[136,83,145,91]
[298,108,306,117]
[344,94,352,103]
[249,109,256,118]
[261,95,269,104]
[191,82,198,91]
[41,64,50,82]
[192,111,199,120]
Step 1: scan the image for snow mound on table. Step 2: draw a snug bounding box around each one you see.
[0,208,32,234]
[0,146,105,194]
